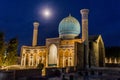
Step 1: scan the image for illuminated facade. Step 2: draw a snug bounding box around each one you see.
[21,9,105,69]
[21,38,83,68]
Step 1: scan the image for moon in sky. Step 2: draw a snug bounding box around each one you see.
[42,8,51,18]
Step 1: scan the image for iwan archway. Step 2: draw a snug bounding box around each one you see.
[48,44,58,67]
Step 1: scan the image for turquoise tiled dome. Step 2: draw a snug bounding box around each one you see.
[59,14,80,39]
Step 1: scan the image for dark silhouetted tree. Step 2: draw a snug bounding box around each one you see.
[105,46,120,58]
[37,63,44,70]
[0,32,6,66]
[5,37,18,65]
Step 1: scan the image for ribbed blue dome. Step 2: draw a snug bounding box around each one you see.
[59,14,80,39]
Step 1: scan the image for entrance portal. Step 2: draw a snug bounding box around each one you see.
[48,44,57,66]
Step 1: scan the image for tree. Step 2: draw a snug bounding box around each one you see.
[0,32,18,66]
[105,46,120,58]
[37,63,44,70]
[5,37,18,65]
[0,32,6,66]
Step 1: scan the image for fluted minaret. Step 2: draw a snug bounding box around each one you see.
[80,9,89,68]
[32,22,39,46]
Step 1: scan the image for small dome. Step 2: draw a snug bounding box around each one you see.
[58,14,80,39]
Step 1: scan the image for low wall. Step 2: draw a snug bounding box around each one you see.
[0,69,42,80]
[0,71,14,80]
[105,63,120,67]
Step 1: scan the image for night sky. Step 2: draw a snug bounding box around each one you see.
[0,0,120,51]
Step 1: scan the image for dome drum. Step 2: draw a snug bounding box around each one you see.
[59,34,79,39]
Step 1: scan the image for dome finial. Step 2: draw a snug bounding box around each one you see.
[69,13,71,17]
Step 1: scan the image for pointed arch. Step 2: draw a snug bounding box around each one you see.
[48,44,58,66]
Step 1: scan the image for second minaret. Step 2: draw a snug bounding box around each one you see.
[80,9,89,68]
[32,22,39,46]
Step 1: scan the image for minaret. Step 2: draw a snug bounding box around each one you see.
[80,9,89,68]
[32,22,39,46]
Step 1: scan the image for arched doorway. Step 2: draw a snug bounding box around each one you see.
[48,44,58,67]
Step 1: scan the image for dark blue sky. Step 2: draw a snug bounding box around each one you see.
[0,0,120,49]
